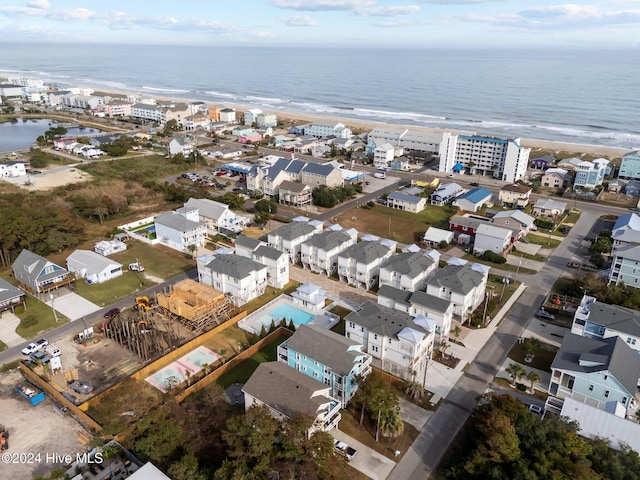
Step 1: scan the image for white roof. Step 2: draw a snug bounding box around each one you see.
[423,227,454,243]
[184,198,229,221]
[475,223,512,240]
[403,244,421,253]
[128,462,172,480]
[67,250,122,275]
[534,198,567,211]
[544,168,568,176]
[493,210,535,227]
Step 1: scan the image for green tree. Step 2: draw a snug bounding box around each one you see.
[379,406,405,439]
[405,381,426,401]
[168,453,207,480]
[525,338,540,357]
[163,119,181,136]
[255,198,277,215]
[526,370,540,394]
[134,409,185,462]
[505,363,526,387]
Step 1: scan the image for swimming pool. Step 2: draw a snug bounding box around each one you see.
[238,296,328,335]
[268,304,315,327]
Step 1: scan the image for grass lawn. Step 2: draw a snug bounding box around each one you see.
[110,241,194,280]
[526,234,562,248]
[507,338,558,372]
[335,204,456,245]
[73,272,156,307]
[206,325,252,360]
[340,408,420,461]
[215,331,289,388]
[0,339,7,352]
[14,295,70,338]
[330,305,353,320]
[462,254,537,275]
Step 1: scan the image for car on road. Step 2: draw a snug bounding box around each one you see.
[334,440,357,460]
[447,173,455,177]
[536,309,555,320]
[21,338,48,355]
[470,182,480,187]
[30,170,42,175]
[529,404,543,416]
[103,308,120,319]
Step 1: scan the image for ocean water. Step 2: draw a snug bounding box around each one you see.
[1,44,639,149]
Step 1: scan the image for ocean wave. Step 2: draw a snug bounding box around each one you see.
[142,86,191,94]
[204,90,236,99]
[245,95,285,104]
[354,107,446,122]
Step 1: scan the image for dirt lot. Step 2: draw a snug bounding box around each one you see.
[1,166,92,191]
[0,370,86,480]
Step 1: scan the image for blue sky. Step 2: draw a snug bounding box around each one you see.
[1,0,639,47]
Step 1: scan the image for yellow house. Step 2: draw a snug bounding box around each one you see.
[410,175,440,189]
[499,184,532,207]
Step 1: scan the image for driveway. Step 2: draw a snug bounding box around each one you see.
[48,291,101,321]
[333,428,396,480]
[0,311,25,347]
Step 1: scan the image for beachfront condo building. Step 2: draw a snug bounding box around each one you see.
[366,127,442,154]
[438,134,530,183]
[619,151,640,180]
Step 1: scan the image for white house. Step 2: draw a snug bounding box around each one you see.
[378,249,439,292]
[300,226,358,276]
[387,191,427,213]
[242,362,342,434]
[492,210,536,237]
[532,199,567,217]
[423,227,454,247]
[0,161,27,178]
[94,240,127,256]
[337,237,396,289]
[373,143,397,169]
[168,135,195,157]
[430,183,463,206]
[426,259,489,322]
[542,168,569,189]
[498,184,532,207]
[197,253,267,306]
[155,207,207,253]
[473,224,512,255]
[290,282,327,310]
[256,113,277,128]
[452,188,493,213]
[66,250,123,284]
[611,213,640,248]
[268,219,324,263]
[183,197,249,235]
[244,108,263,126]
[218,108,236,123]
[234,235,290,290]
[345,301,436,386]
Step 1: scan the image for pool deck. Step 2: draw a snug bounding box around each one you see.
[145,346,220,392]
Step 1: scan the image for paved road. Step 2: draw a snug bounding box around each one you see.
[388,208,599,479]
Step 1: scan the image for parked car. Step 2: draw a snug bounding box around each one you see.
[470,182,480,187]
[536,309,555,320]
[103,308,120,319]
[334,440,357,460]
[22,338,48,355]
[128,262,145,272]
[560,226,570,234]
[529,404,543,416]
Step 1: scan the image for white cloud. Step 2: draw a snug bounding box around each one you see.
[272,0,374,11]
[26,0,50,9]
[279,14,318,26]
[362,5,421,16]
[417,0,507,3]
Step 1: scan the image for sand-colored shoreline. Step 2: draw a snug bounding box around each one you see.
[92,87,634,158]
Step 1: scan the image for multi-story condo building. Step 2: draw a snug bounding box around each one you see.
[439,134,530,183]
[573,158,609,190]
[611,213,640,248]
[268,219,324,263]
[571,295,640,352]
[366,127,441,154]
[345,301,435,386]
[277,324,372,407]
[300,227,358,276]
[244,108,263,125]
[619,151,640,180]
[234,235,290,289]
[549,333,640,411]
[256,113,277,128]
[197,253,267,306]
[425,259,489,322]
[337,237,396,289]
[242,362,342,434]
[609,245,640,288]
[104,100,132,117]
[373,143,396,169]
[131,102,190,126]
[304,121,352,139]
[378,250,439,292]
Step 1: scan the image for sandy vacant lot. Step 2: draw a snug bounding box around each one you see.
[1,167,91,191]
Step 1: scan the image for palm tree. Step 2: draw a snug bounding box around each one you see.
[452,326,462,344]
[405,381,426,401]
[506,362,526,387]
[525,338,541,357]
[440,341,451,359]
[526,370,541,394]
[379,408,404,439]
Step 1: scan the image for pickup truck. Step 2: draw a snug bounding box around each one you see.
[334,440,357,460]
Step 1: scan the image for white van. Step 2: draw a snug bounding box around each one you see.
[374,172,386,179]
[44,343,61,357]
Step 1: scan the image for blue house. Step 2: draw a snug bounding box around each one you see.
[12,249,74,295]
[452,187,493,212]
[277,324,372,407]
[549,333,640,411]
[530,154,554,170]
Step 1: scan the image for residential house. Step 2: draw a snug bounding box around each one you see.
[473,224,512,255]
[557,157,585,171]
[231,126,254,136]
[234,236,290,289]
[290,282,327,310]
[300,227,358,276]
[268,220,324,263]
[244,109,263,126]
[439,134,530,182]
[238,131,262,144]
[625,181,640,197]
[66,250,123,284]
[532,199,567,217]
[609,245,640,288]
[256,113,277,128]
[611,213,640,248]
[218,108,236,123]
[530,154,554,170]
[345,301,436,385]
[430,183,463,206]
[542,168,569,189]
[548,333,640,410]
[154,207,207,253]
[573,158,609,190]
[492,210,536,237]
[242,362,342,434]
[422,227,454,247]
[387,190,427,213]
[378,249,439,292]
[377,285,453,339]
[337,237,396,289]
[373,143,397,169]
[448,214,492,237]
[300,162,343,188]
[12,249,74,295]
[619,150,640,180]
[168,135,194,157]
[94,240,127,257]
[410,175,439,189]
[278,181,312,208]
[0,161,27,178]
[498,184,532,208]
[197,253,267,306]
[277,324,372,407]
[571,295,640,352]
[426,259,489,322]
[390,156,410,171]
[0,277,26,313]
[184,112,209,131]
[608,179,625,194]
[304,121,352,139]
[452,187,493,213]
[183,197,248,235]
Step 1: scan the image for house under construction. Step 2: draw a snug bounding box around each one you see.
[156,279,237,332]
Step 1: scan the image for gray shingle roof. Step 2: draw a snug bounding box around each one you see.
[254,245,286,261]
[409,291,451,313]
[339,241,391,264]
[302,163,335,176]
[380,251,434,278]
[66,250,122,276]
[235,234,263,251]
[279,180,308,193]
[0,278,24,304]
[269,222,317,242]
[346,301,429,339]
[12,249,68,289]
[428,263,485,295]
[586,301,640,337]
[378,285,412,307]
[285,324,362,376]
[242,362,330,418]
[306,230,352,251]
[155,211,204,232]
[184,198,229,221]
[205,254,265,278]
[551,333,640,396]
